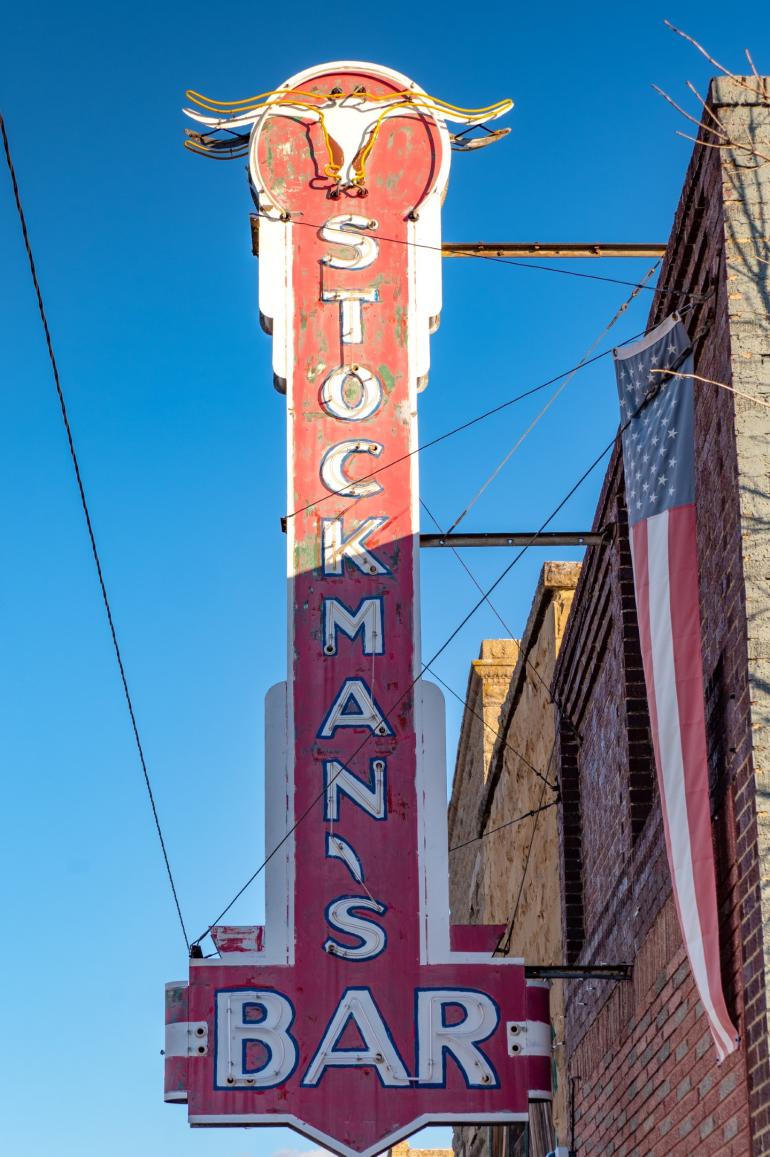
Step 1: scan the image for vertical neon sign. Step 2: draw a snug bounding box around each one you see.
[165,62,551,1157]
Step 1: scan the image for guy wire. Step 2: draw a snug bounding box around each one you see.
[193,428,616,945]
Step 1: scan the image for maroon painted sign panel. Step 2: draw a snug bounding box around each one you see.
[167,61,551,1157]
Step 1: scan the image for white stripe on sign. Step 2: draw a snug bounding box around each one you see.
[165,1021,208,1057]
[646,512,734,1058]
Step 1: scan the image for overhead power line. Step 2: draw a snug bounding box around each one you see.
[1,114,190,953]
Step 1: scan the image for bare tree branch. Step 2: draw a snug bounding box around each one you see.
[673,130,768,167]
[745,48,761,80]
[664,20,767,100]
[650,368,770,409]
[685,80,728,133]
[651,83,729,139]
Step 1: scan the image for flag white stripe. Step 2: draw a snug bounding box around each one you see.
[646,511,734,1057]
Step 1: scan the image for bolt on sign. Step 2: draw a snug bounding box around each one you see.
[166,62,552,1157]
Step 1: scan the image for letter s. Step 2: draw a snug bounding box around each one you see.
[320,214,379,270]
[324,897,387,960]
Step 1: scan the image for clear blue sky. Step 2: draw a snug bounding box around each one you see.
[0,2,762,1153]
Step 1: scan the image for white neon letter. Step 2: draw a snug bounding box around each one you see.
[324,898,386,961]
[319,679,393,737]
[322,288,379,345]
[320,441,383,499]
[215,990,297,1088]
[323,597,383,656]
[302,988,408,1087]
[320,214,379,270]
[321,517,389,576]
[416,990,499,1087]
[324,758,387,822]
[321,365,382,421]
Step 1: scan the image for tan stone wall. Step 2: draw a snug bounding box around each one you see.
[448,638,519,923]
[388,1144,452,1157]
[447,563,581,1157]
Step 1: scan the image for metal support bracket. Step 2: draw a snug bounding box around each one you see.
[420,531,607,549]
[524,964,632,981]
[442,242,666,259]
[250,217,665,262]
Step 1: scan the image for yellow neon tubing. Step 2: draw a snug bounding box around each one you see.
[185,87,333,112]
[186,86,512,122]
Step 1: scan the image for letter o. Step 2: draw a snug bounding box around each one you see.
[321,365,382,422]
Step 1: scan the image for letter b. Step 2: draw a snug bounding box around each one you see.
[215,990,297,1088]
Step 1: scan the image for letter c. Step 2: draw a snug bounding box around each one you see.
[320,440,384,498]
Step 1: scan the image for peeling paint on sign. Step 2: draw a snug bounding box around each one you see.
[169,61,545,1157]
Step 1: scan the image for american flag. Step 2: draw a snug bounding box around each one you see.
[615,313,739,1062]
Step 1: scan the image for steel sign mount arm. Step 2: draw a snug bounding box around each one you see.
[167,62,550,1157]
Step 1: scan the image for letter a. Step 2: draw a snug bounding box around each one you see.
[302,988,409,1087]
[319,678,393,737]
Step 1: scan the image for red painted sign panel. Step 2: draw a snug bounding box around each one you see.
[168,61,551,1157]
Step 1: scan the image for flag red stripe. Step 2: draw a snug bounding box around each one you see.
[631,510,738,1060]
[667,505,737,1050]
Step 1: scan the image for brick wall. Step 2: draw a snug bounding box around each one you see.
[553,78,770,1154]
[569,902,749,1155]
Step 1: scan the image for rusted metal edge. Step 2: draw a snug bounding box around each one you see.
[442,242,667,259]
[420,532,606,548]
[250,217,665,260]
[525,964,632,981]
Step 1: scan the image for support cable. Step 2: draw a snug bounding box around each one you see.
[424,662,558,794]
[492,352,704,957]
[446,262,661,533]
[284,334,644,525]
[495,744,555,956]
[193,429,615,945]
[449,798,560,853]
[1,114,190,952]
[420,497,558,786]
[418,273,659,715]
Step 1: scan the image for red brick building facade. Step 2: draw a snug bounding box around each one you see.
[552,78,770,1154]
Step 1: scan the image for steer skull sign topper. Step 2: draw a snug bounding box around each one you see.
[184,72,512,195]
[165,62,552,1157]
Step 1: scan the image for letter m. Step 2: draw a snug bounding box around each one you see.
[323,597,384,656]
